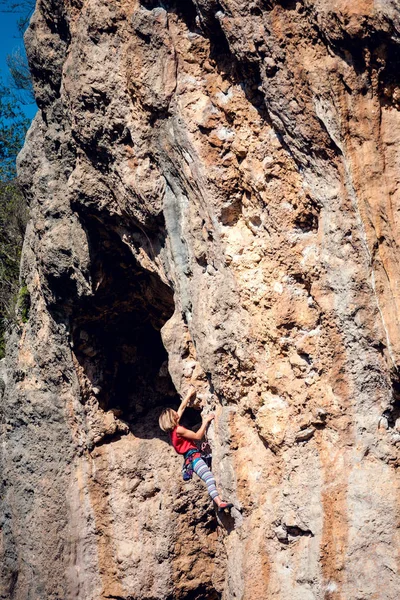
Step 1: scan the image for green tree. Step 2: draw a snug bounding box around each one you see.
[0,78,30,358]
[0,80,30,180]
[0,0,35,24]
[0,1,34,357]
[7,47,35,105]
[0,0,36,104]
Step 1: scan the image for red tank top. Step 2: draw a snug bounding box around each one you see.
[170,427,197,455]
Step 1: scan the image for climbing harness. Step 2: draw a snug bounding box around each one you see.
[181,431,215,480]
[182,448,201,481]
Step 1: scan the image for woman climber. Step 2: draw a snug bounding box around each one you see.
[159,387,233,511]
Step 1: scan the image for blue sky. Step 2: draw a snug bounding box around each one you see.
[0,10,37,121]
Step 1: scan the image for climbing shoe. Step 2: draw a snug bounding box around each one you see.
[217,502,233,512]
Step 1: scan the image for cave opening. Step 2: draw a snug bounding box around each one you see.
[69,210,183,434]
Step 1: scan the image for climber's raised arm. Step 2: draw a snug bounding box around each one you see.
[177,413,214,441]
[177,386,196,419]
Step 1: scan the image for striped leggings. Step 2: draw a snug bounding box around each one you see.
[192,457,219,500]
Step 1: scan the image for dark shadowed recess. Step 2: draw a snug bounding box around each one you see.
[165,586,221,600]
[65,207,182,429]
[376,38,400,109]
[383,376,400,429]
[311,15,400,110]
[64,205,203,437]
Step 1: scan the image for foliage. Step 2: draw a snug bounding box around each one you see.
[0,0,35,19]
[0,0,36,105]
[0,0,35,36]
[0,80,30,181]
[0,3,34,358]
[0,179,28,357]
[6,48,35,105]
[17,282,30,323]
[0,76,30,357]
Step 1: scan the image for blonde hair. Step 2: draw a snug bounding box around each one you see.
[159,408,178,432]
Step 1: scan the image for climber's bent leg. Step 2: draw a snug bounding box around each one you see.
[192,458,219,501]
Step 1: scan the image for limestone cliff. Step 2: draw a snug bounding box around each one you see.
[1,1,400,598]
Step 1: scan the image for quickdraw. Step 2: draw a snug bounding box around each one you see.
[200,439,212,468]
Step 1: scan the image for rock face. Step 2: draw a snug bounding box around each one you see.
[1,0,400,598]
